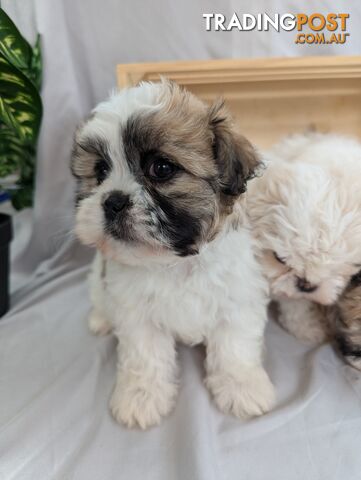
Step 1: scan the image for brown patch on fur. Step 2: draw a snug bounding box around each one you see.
[125,82,216,179]
[71,135,109,178]
[335,284,361,362]
[71,131,112,202]
[338,284,361,329]
[130,81,260,191]
[286,280,361,370]
[326,281,361,370]
[208,99,260,198]
[71,143,96,178]
[121,80,260,246]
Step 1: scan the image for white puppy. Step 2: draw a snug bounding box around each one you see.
[71,80,275,429]
[247,133,361,344]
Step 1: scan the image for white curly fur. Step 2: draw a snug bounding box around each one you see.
[247,133,361,343]
[89,223,275,429]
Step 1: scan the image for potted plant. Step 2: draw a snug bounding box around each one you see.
[0,8,42,316]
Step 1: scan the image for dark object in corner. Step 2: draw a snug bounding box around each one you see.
[0,214,12,317]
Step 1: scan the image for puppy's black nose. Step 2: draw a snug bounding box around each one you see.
[296,277,317,293]
[103,191,130,221]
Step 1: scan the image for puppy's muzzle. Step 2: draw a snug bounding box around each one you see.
[103,191,130,222]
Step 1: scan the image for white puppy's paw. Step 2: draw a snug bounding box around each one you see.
[206,366,276,419]
[88,310,112,336]
[110,378,178,429]
[277,300,328,345]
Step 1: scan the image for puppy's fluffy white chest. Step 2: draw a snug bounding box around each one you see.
[90,227,267,345]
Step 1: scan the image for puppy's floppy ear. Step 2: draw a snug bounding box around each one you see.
[209,100,260,196]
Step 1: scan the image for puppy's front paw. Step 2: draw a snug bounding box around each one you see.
[110,378,178,429]
[88,310,112,336]
[206,366,275,419]
[277,300,328,345]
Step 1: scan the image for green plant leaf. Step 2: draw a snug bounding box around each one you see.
[29,34,42,90]
[0,122,34,175]
[0,53,42,144]
[0,8,32,73]
[0,8,42,210]
[0,121,35,210]
[0,95,23,139]
[0,10,42,91]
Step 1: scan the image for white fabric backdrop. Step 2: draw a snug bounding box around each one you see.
[1,1,361,479]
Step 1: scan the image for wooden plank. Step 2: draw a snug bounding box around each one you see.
[116,57,361,147]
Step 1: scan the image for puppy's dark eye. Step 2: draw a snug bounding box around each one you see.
[145,155,178,182]
[273,251,286,265]
[94,158,110,185]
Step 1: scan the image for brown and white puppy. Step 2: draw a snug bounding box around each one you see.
[71,80,275,429]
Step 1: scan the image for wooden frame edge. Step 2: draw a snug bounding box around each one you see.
[117,56,361,88]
